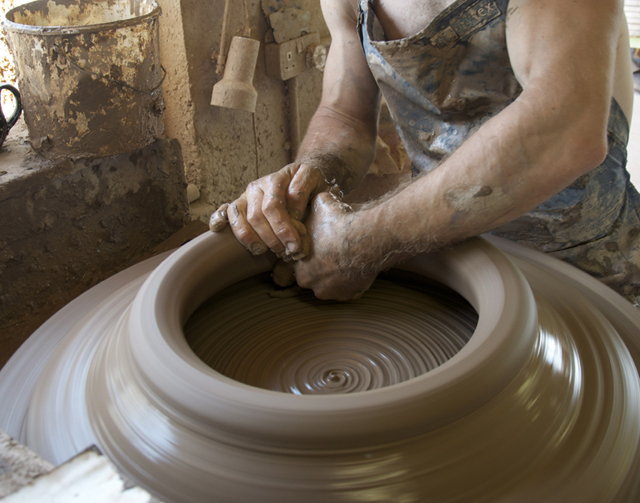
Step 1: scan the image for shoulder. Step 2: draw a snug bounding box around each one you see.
[505,0,624,87]
[506,0,623,26]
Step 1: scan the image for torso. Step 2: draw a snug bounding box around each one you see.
[370,0,634,123]
[372,0,458,40]
[356,0,638,299]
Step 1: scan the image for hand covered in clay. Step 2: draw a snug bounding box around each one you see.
[274,193,380,301]
[209,162,330,260]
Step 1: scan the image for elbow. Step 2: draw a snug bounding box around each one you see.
[520,86,611,180]
[576,132,609,176]
[563,119,609,179]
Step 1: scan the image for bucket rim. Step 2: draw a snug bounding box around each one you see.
[3,0,161,35]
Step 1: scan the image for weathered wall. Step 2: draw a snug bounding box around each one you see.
[155,0,200,182]
[0,125,189,368]
[158,0,328,219]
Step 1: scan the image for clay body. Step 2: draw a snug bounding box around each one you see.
[0,231,639,502]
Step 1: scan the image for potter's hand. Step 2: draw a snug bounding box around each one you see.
[209,163,329,259]
[275,193,379,301]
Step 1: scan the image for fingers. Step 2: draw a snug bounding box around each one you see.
[286,163,328,221]
[286,190,371,301]
[294,267,373,301]
[227,200,268,255]
[209,203,229,232]
[287,220,310,260]
[210,162,328,257]
[220,185,304,257]
[313,189,352,213]
[247,179,299,255]
[210,178,292,256]
[243,163,322,255]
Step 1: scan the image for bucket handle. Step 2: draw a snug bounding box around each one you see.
[53,43,166,95]
[0,84,22,128]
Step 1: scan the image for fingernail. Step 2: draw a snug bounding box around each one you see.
[250,243,267,255]
[286,242,297,253]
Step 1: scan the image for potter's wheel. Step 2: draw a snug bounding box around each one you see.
[1,230,640,502]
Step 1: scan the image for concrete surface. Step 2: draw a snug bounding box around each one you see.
[2,446,156,503]
[0,429,52,498]
[1,430,162,502]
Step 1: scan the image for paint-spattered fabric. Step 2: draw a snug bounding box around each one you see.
[358,0,640,304]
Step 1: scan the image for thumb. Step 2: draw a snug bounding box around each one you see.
[272,259,296,287]
[312,190,352,215]
[287,164,328,221]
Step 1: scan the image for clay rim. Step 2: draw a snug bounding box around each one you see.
[125,230,538,450]
[3,0,161,35]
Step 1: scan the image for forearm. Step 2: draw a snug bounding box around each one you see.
[288,0,622,302]
[343,0,621,272]
[295,104,378,194]
[345,90,609,272]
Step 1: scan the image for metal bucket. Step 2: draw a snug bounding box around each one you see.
[3,0,164,159]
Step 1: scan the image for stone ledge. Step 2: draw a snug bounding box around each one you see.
[0,123,190,368]
[0,120,57,201]
[0,429,53,499]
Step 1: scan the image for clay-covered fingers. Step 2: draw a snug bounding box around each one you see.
[244,164,324,257]
[286,164,330,221]
[211,163,328,258]
[293,262,374,301]
[209,190,283,256]
[209,203,229,232]
[225,198,270,256]
[244,178,294,255]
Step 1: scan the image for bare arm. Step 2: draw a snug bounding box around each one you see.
[210,0,381,257]
[296,0,382,190]
[293,0,624,299]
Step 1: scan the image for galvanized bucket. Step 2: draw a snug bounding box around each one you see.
[3,0,164,159]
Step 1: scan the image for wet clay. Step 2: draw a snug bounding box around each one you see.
[0,230,639,502]
[185,271,477,393]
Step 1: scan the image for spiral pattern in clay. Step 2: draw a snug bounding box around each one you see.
[185,272,478,394]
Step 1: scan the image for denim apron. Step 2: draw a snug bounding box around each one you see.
[358,0,640,304]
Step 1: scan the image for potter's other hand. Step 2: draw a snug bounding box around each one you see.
[209,162,329,258]
[289,192,378,301]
